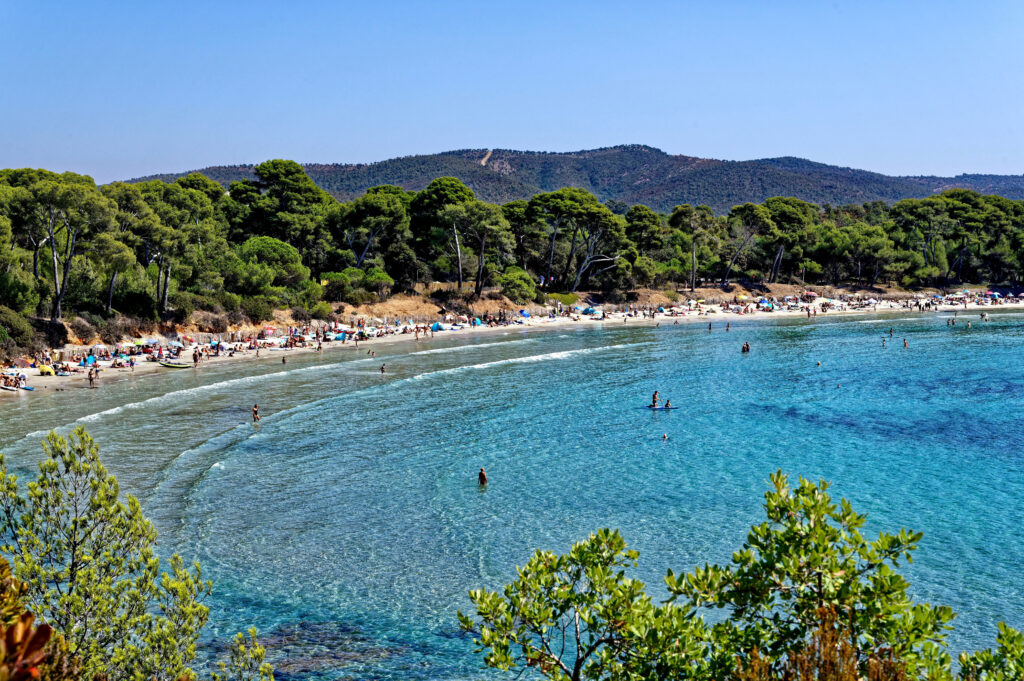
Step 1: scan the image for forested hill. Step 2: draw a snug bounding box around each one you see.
[130,145,1024,214]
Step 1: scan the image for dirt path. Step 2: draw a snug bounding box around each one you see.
[480,149,492,166]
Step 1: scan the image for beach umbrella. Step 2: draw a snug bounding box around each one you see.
[13,358,30,368]
[168,340,184,347]
[145,338,160,344]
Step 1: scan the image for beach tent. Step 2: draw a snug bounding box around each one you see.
[657,306,665,312]
[582,307,596,315]
[520,310,531,317]
[431,322,442,332]
[38,365,54,376]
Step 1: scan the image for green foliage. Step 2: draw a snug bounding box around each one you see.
[309,301,333,319]
[0,305,35,352]
[546,292,579,306]
[461,473,1022,681]
[240,296,275,323]
[0,428,210,680]
[210,628,274,681]
[498,266,536,303]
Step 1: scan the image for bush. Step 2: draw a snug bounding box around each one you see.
[240,296,275,323]
[0,269,39,316]
[0,306,35,352]
[309,302,333,320]
[546,292,579,307]
[321,272,352,302]
[169,292,196,324]
[290,306,311,323]
[98,316,137,345]
[69,316,97,344]
[499,267,537,304]
[664,289,680,302]
[218,292,241,312]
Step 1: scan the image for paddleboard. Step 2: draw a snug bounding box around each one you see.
[646,405,678,410]
[0,386,16,392]
[19,386,34,391]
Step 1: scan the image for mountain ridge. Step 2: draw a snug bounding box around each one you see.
[128,145,1024,214]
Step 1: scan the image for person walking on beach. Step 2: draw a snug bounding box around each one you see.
[87,367,95,389]
[252,404,260,422]
[478,468,488,485]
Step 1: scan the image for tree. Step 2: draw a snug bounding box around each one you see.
[440,201,513,296]
[409,177,475,268]
[0,428,210,680]
[341,190,409,267]
[666,471,955,678]
[498,266,536,303]
[459,528,710,681]
[625,205,664,256]
[668,204,721,291]
[569,203,627,292]
[721,203,773,286]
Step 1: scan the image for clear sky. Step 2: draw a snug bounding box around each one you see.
[2,1,1023,183]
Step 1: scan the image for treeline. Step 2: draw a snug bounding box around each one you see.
[2,159,1024,351]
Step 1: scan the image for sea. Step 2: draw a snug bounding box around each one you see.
[0,310,1021,679]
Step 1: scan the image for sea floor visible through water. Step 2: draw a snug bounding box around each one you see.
[0,311,1021,679]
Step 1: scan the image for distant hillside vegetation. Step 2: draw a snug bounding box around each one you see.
[131,145,1024,213]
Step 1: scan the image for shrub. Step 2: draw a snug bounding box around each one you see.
[218,292,241,312]
[98,316,137,345]
[0,269,39,316]
[240,296,275,323]
[309,302,333,320]
[664,289,680,302]
[290,307,311,323]
[169,292,196,324]
[0,307,35,352]
[226,309,246,326]
[499,267,537,304]
[321,272,352,302]
[69,317,97,344]
[546,292,579,307]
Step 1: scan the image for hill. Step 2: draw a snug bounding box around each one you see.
[130,145,1024,213]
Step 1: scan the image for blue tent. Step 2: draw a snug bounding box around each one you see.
[583,307,596,315]
[657,306,665,312]
[431,322,442,331]
[519,310,531,317]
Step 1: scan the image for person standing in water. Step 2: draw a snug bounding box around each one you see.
[252,404,261,422]
[904,338,908,348]
[380,363,386,375]
[478,468,488,485]
[651,391,660,408]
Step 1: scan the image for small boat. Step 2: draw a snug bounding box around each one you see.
[159,361,192,369]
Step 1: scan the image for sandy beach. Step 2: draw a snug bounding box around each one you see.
[4,296,1021,400]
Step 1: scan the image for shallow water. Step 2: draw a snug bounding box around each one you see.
[1,313,1022,679]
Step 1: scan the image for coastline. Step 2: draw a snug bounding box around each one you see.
[3,299,1021,400]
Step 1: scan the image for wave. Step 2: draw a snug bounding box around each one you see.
[407,338,536,356]
[856,317,927,323]
[409,343,641,381]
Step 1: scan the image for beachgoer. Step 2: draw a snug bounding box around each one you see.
[478,468,488,485]
[282,357,287,364]
[904,339,908,348]
[88,368,95,388]
[708,322,712,331]
[816,361,821,366]
[252,404,260,422]
[726,322,730,332]
[651,391,660,408]
[664,399,672,408]
[662,433,668,440]
[380,363,386,375]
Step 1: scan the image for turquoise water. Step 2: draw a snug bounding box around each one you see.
[0,312,1022,679]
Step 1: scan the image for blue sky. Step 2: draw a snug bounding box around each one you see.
[2,1,1022,182]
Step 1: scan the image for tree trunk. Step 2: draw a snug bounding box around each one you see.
[721,231,755,286]
[690,242,697,292]
[474,235,487,297]
[453,222,463,289]
[560,224,580,287]
[106,272,117,314]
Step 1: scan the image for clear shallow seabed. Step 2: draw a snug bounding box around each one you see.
[0,312,1022,679]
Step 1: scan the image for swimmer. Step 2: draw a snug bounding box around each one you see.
[816,361,821,366]
[662,433,668,440]
[904,339,908,348]
[380,363,386,375]
[478,468,488,485]
[282,357,287,364]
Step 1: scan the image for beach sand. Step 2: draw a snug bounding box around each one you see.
[4,299,1019,399]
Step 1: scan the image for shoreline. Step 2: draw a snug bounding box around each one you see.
[4,299,1021,399]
